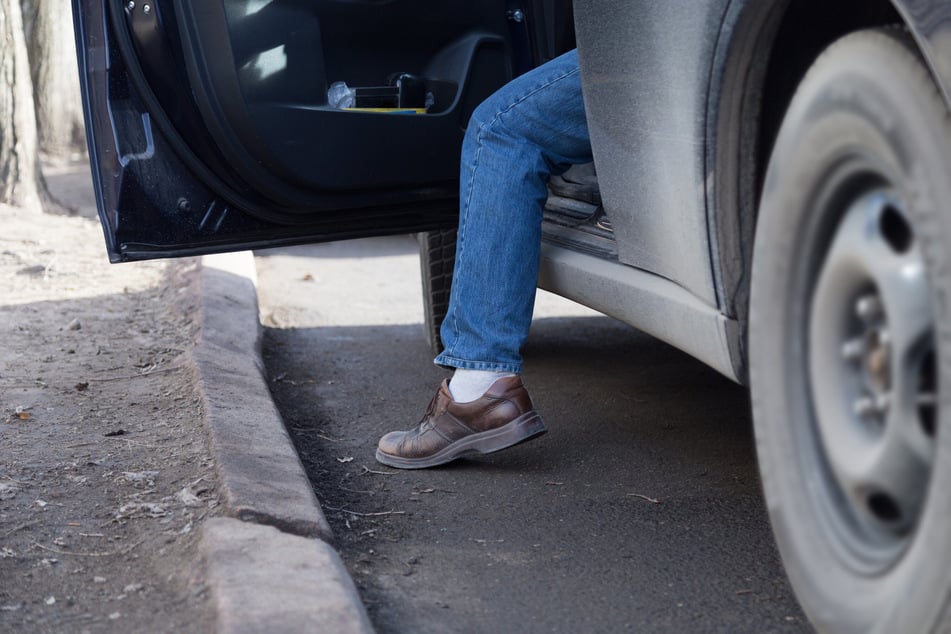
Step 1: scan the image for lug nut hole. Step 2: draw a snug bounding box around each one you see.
[868,492,902,524]
[880,205,913,254]
[918,348,937,437]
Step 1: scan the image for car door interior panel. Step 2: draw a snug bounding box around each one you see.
[173,2,513,197]
[121,0,514,206]
[76,0,577,260]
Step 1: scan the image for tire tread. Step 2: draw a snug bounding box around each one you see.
[418,229,457,356]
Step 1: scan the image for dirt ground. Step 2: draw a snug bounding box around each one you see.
[0,161,218,633]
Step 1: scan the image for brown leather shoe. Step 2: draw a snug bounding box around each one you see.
[375,375,547,469]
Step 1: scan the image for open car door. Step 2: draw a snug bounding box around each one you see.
[72,0,572,262]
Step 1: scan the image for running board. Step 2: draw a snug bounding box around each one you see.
[538,242,741,383]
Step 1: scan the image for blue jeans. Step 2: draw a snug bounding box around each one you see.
[434,49,592,374]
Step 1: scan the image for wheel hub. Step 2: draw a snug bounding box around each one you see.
[809,191,937,554]
[842,293,892,422]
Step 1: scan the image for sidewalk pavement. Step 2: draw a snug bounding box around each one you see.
[0,162,373,633]
[195,253,374,634]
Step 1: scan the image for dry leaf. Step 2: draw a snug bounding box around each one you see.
[176,486,202,507]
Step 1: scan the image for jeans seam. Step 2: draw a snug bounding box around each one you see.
[444,124,482,360]
[487,65,581,130]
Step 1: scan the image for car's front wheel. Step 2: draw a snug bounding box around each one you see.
[751,29,951,632]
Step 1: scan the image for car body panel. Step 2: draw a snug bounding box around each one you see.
[896,0,951,106]
[573,0,729,307]
[572,0,951,382]
[537,243,738,381]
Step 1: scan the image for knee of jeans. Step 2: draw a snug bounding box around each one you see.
[470,92,521,139]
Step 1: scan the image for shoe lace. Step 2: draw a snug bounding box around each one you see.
[416,392,441,434]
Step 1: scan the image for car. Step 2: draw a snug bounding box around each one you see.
[72,0,951,631]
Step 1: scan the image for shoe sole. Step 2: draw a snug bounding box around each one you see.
[374,411,548,469]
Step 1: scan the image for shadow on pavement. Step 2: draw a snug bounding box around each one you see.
[263,313,810,634]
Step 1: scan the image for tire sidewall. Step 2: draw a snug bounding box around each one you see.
[751,31,951,633]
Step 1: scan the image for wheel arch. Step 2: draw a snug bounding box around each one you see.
[705,0,943,384]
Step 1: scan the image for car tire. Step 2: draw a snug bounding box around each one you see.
[418,228,457,356]
[750,29,951,633]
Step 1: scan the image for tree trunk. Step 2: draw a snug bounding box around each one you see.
[0,0,43,208]
[22,0,85,157]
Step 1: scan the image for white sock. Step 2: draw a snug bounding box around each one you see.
[448,369,515,403]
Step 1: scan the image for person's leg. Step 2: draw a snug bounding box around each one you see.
[436,49,592,376]
[376,50,591,469]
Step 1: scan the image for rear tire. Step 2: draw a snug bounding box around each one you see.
[418,228,456,356]
[751,29,951,633]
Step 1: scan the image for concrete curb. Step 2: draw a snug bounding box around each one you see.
[201,518,374,634]
[195,252,330,540]
[193,252,373,632]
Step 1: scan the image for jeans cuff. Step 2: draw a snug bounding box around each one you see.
[433,353,521,375]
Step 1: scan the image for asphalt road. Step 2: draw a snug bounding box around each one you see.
[255,236,811,634]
